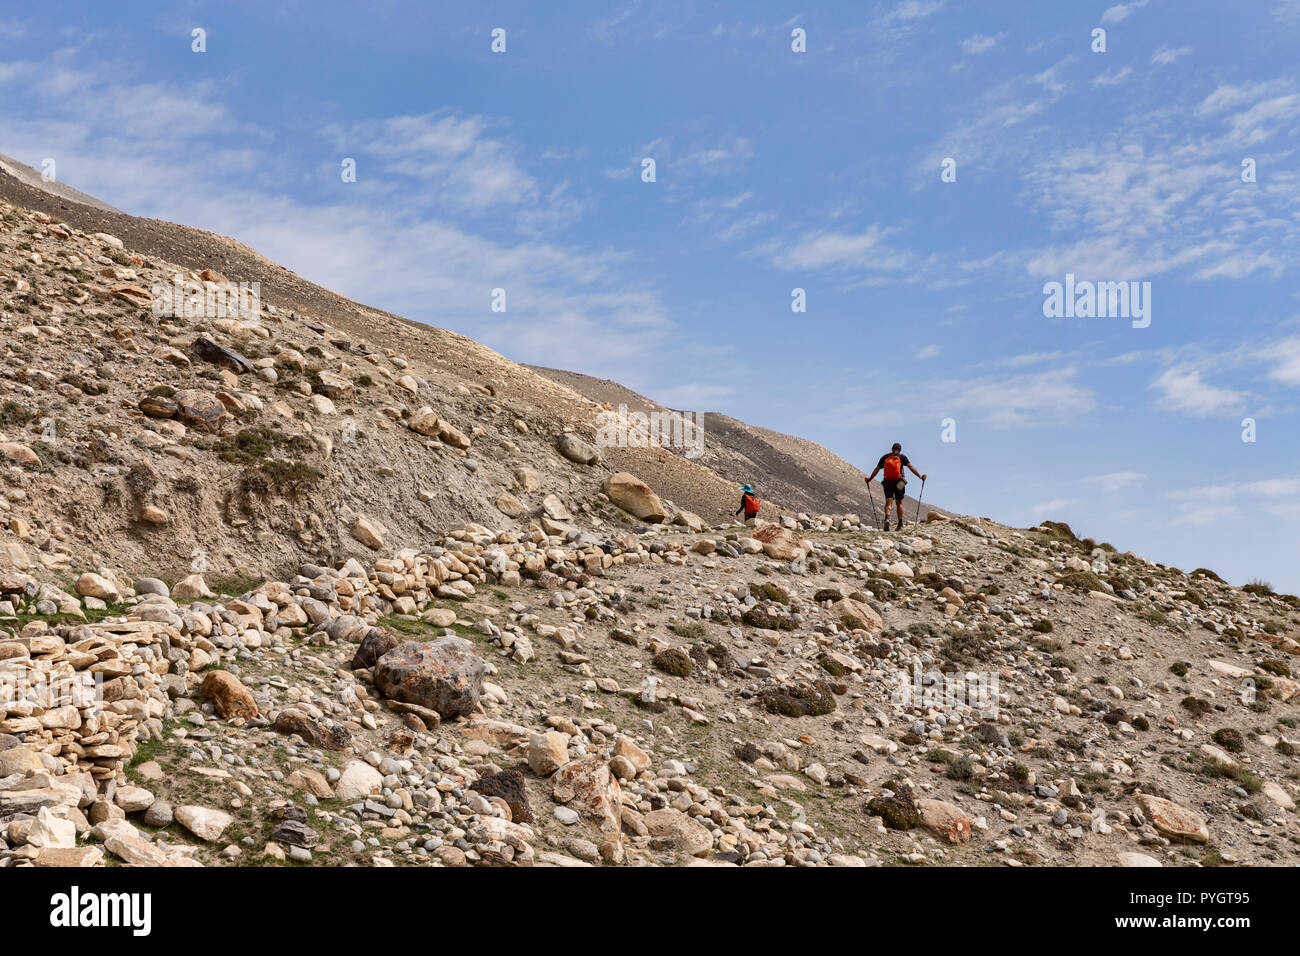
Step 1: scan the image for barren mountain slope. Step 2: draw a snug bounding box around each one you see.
[1,167,1295,873]
[530,365,932,522]
[0,180,814,582]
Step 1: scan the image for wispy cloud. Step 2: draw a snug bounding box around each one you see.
[1150,45,1192,66]
[960,33,1002,55]
[1168,477,1300,525]
[1150,366,1248,416]
[1092,67,1133,87]
[1084,472,1148,491]
[1263,337,1300,386]
[1101,0,1149,24]
[874,0,947,27]
[768,224,911,272]
[1031,498,1081,518]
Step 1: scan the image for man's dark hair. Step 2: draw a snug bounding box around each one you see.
[892,442,902,451]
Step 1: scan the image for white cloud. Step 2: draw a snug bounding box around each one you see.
[1266,501,1300,520]
[1101,0,1149,24]
[1001,351,1066,368]
[949,369,1096,427]
[1174,504,1238,526]
[1273,0,1300,24]
[915,344,942,359]
[1168,478,1300,526]
[1264,337,1300,386]
[1031,498,1080,518]
[330,112,542,214]
[1091,67,1133,87]
[677,137,754,175]
[875,0,947,26]
[1150,366,1247,416]
[1084,472,1148,490]
[769,225,910,272]
[820,366,1096,431]
[960,33,1001,55]
[1172,478,1300,501]
[1150,45,1192,66]
[651,382,733,409]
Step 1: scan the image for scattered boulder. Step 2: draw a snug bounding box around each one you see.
[603,472,666,523]
[335,760,384,801]
[752,524,810,561]
[175,805,233,842]
[200,670,260,720]
[644,808,712,857]
[373,638,485,718]
[557,433,601,465]
[473,770,532,823]
[552,756,622,834]
[1136,794,1209,843]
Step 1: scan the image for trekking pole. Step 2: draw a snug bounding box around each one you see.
[914,477,926,526]
[866,477,879,525]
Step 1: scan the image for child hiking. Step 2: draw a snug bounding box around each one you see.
[735,484,760,524]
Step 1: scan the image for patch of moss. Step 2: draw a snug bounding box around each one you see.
[760,680,837,717]
[749,581,789,605]
[1212,728,1244,753]
[652,647,692,677]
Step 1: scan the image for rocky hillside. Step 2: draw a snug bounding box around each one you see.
[530,365,932,521]
[2,505,1296,868]
[0,196,792,584]
[0,160,902,590]
[0,170,1296,870]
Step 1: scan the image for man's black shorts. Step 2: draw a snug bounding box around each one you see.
[882,478,906,501]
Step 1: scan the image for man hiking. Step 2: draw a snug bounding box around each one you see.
[865,443,926,531]
[735,484,760,524]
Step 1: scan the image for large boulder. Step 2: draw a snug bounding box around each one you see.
[643,808,712,856]
[603,472,666,523]
[351,516,386,550]
[408,406,441,436]
[335,760,384,801]
[374,638,484,718]
[551,756,622,834]
[1135,794,1209,843]
[528,732,570,776]
[830,597,883,633]
[200,671,259,720]
[753,524,810,561]
[557,433,601,465]
[917,798,973,844]
[272,709,350,751]
[191,337,255,374]
[175,805,233,842]
[0,443,40,467]
[172,574,213,599]
[474,769,533,823]
[171,389,227,432]
[75,572,121,603]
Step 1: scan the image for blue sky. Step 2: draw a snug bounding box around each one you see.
[2,0,1298,591]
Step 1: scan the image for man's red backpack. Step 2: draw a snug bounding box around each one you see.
[883,455,903,481]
